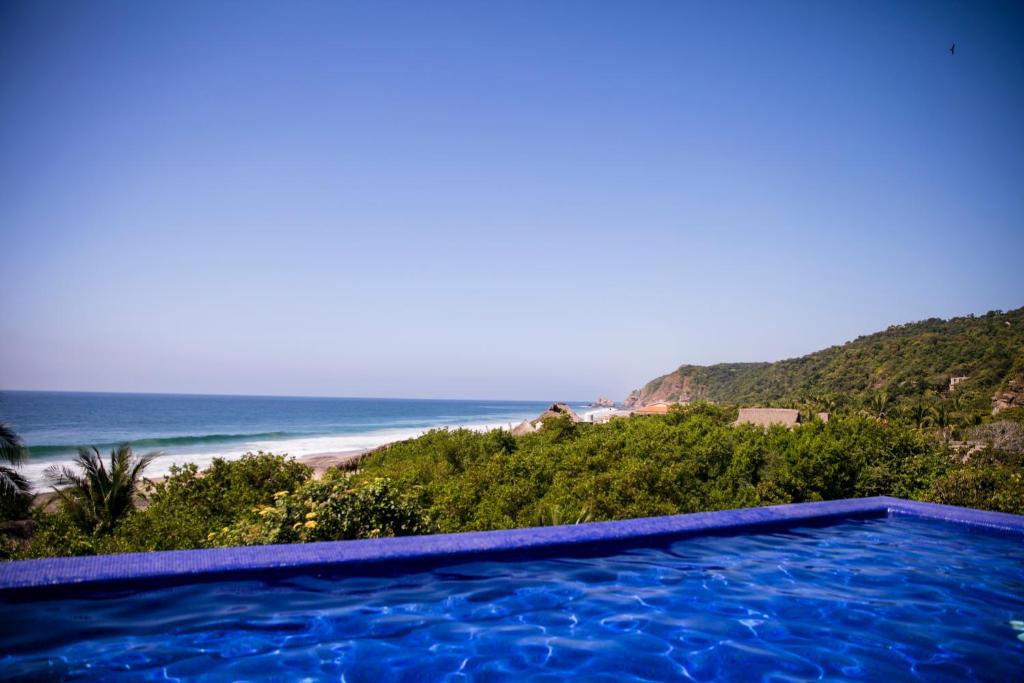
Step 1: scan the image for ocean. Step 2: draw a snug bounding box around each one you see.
[0,391,597,489]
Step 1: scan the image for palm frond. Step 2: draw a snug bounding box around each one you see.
[0,466,30,499]
[0,423,26,467]
[46,444,157,535]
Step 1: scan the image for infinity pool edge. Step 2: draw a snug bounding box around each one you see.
[2,496,1021,595]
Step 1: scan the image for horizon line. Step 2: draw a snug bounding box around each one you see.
[0,387,588,404]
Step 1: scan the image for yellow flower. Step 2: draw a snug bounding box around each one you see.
[259,507,274,516]
[304,520,317,529]
[207,532,215,541]
[221,527,229,534]
[273,490,289,499]
[305,511,317,520]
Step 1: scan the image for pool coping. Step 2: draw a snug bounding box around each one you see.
[2,496,1022,595]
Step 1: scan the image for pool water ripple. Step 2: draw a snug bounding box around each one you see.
[1,516,1023,681]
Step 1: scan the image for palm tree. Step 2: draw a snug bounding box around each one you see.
[0,423,31,517]
[906,401,933,430]
[818,394,839,416]
[866,392,893,421]
[44,445,158,535]
[534,504,593,527]
[930,404,953,441]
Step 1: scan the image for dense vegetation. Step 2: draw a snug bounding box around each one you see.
[4,404,1022,559]
[629,307,1024,416]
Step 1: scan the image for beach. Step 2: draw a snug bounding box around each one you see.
[2,392,607,490]
[294,449,372,475]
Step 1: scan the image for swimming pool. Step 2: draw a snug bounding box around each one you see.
[1,498,1022,681]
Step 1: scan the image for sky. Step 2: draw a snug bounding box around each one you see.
[1,1,1022,402]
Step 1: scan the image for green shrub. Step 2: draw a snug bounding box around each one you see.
[110,451,313,551]
[928,466,1024,514]
[210,471,432,547]
[13,510,100,559]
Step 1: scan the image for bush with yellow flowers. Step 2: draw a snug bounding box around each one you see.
[207,469,433,547]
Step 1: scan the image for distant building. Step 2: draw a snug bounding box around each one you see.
[733,408,801,428]
[949,376,969,392]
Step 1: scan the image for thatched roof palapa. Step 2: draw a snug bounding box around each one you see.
[511,419,538,436]
[538,403,580,423]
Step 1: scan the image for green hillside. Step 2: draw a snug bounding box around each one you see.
[627,307,1024,414]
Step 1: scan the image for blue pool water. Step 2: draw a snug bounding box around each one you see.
[2,516,1022,681]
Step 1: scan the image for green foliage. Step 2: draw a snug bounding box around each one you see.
[353,406,982,531]
[111,452,313,552]
[635,307,1024,415]
[17,510,100,558]
[12,451,429,558]
[210,471,432,547]
[43,445,156,535]
[0,423,31,521]
[928,458,1024,515]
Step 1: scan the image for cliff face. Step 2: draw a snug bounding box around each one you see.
[623,373,708,408]
[624,307,1024,408]
[992,372,1024,414]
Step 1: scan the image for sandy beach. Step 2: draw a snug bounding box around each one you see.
[29,448,378,512]
[294,449,373,475]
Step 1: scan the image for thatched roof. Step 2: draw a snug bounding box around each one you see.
[734,408,801,428]
[511,419,538,436]
[538,403,580,423]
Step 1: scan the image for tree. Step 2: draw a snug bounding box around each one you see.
[930,404,953,441]
[906,401,933,430]
[0,423,32,519]
[44,445,158,535]
[866,392,893,421]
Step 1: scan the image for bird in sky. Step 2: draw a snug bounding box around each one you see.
[950,42,956,55]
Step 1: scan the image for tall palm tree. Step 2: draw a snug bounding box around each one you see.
[818,394,839,416]
[0,423,31,517]
[866,392,893,421]
[930,404,953,441]
[906,401,933,430]
[44,445,158,535]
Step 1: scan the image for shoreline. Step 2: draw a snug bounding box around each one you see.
[30,447,381,512]
[22,406,617,504]
[17,418,550,490]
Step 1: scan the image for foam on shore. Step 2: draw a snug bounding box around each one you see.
[21,419,515,489]
[22,405,618,489]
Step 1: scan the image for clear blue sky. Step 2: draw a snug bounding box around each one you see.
[1,1,1022,401]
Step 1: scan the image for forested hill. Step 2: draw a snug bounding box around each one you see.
[625,307,1024,412]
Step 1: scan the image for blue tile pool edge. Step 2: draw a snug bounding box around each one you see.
[884,497,1024,534]
[1,496,1021,595]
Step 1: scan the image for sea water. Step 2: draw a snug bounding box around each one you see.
[0,391,596,488]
